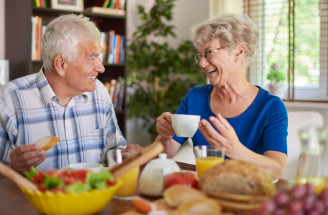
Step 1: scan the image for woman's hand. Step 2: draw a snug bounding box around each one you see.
[10,144,46,174]
[156,112,175,140]
[199,113,248,159]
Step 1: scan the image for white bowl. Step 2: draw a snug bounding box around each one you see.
[65,163,104,173]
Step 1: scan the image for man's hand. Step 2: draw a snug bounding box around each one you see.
[124,144,143,157]
[10,144,46,174]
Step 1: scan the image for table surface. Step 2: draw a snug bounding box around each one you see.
[0,162,291,215]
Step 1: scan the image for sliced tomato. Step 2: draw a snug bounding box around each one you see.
[69,169,90,181]
[46,169,62,178]
[106,180,115,186]
[32,172,45,184]
[38,184,45,192]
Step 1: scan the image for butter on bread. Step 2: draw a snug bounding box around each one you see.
[163,185,207,208]
[199,160,275,202]
[35,136,60,151]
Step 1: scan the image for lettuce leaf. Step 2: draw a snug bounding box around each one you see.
[42,175,64,190]
[65,182,92,193]
[87,170,113,189]
[24,166,38,180]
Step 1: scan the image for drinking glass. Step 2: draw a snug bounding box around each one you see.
[193,145,225,179]
[107,148,140,200]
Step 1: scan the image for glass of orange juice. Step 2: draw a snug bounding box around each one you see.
[107,148,140,200]
[194,145,225,179]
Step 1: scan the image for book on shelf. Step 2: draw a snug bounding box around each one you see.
[103,77,125,111]
[31,16,43,61]
[33,0,48,8]
[104,32,125,64]
[84,7,125,16]
[99,32,108,62]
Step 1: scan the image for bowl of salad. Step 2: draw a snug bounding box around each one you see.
[21,167,122,215]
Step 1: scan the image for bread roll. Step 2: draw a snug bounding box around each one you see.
[35,136,60,151]
[174,198,221,215]
[214,198,260,213]
[199,160,275,202]
[163,185,207,208]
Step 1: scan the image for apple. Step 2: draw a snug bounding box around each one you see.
[164,171,198,189]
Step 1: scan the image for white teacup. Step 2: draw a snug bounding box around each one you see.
[172,114,200,137]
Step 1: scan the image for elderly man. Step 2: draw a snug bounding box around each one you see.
[0,14,142,174]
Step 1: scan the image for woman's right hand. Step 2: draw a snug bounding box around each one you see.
[156,112,175,139]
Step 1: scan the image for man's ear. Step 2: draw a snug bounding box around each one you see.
[53,54,66,76]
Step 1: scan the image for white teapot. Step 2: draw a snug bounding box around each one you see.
[139,153,181,197]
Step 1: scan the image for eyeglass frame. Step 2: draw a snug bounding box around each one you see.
[194,46,228,63]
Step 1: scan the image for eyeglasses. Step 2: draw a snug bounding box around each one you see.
[194,46,228,63]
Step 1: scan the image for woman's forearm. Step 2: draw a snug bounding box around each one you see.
[233,148,287,178]
[155,135,181,158]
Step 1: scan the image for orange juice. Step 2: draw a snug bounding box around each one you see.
[115,167,140,197]
[196,157,224,178]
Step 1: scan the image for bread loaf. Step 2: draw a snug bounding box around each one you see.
[199,160,275,202]
[35,136,60,151]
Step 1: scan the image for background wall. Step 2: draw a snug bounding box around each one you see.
[126,0,210,146]
[0,0,4,59]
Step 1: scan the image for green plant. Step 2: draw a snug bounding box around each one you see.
[127,0,206,138]
[267,63,286,83]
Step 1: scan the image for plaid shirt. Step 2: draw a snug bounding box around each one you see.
[0,69,126,170]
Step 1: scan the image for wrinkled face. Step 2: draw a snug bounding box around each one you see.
[197,39,236,86]
[64,40,105,95]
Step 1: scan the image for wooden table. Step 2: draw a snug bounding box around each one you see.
[0,162,291,215]
[0,162,195,215]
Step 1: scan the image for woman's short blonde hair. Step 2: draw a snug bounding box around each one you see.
[191,14,259,67]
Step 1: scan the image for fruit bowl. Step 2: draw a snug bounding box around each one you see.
[19,179,122,215]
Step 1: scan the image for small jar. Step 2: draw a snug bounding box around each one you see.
[139,153,181,197]
[296,126,326,193]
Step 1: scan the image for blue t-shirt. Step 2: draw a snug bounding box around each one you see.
[172,85,288,156]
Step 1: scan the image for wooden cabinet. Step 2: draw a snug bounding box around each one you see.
[5,0,127,135]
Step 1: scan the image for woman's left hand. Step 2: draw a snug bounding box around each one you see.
[198,113,247,159]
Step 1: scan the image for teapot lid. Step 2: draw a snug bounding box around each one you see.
[148,153,179,167]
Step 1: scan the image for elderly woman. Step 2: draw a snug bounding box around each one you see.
[155,14,287,178]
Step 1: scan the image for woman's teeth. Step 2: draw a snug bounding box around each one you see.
[208,69,216,74]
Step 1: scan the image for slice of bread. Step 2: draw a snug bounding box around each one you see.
[163,185,207,208]
[35,136,60,151]
[212,197,261,213]
[174,198,222,215]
